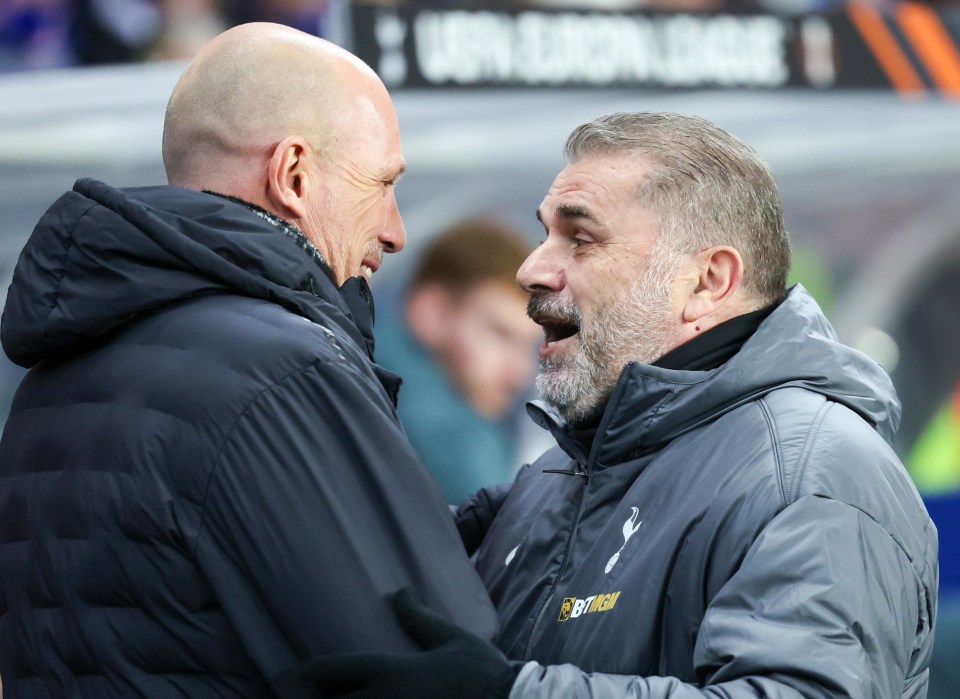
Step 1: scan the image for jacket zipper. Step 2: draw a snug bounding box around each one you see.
[522,459,588,660]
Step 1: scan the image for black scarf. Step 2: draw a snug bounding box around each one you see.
[653,303,778,371]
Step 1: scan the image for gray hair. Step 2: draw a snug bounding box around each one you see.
[564,112,791,306]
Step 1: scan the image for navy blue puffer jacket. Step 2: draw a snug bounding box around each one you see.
[0,179,496,697]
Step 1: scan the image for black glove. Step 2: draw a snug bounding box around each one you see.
[455,482,514,555]
[297,588,521,699]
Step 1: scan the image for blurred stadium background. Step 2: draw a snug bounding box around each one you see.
[1,0,959,694]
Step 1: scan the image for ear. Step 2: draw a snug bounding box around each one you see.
[405,284,456,352]
[266,135,312,220]
[681,245,744,325]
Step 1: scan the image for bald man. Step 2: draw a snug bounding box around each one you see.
[0,23,496,698]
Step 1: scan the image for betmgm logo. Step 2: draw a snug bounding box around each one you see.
[558,591,622,622]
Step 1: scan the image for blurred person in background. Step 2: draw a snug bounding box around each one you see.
[150,0,228,60]
[0,0,223,66]
[0,0,340,69]
[154,0,359,60]
[910,381,960,494]
[70,0,166,64]
[0,21,495,697]
[302,111,938,699]
[376,219,541,505]
[0,0,72,70]
[909,380,960,699]
[229,0,342,40]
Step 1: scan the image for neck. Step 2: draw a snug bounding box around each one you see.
[655,301,779,371]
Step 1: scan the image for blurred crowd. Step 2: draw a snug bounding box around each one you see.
[0,0,347,71]
[2,0,939,73]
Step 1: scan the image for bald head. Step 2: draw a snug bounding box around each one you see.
[162,23,407,286]
[162,22,387,190]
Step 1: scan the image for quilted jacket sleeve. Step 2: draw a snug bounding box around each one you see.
[510,495,934,699]
[192,356,497,694]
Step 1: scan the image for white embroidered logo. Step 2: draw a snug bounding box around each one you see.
[505,541,522,566]
[604,507,642,574]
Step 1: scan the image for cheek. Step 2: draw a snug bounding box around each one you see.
[570,271,624,322]
[340,189,385,235]
[358,189,387,223]
[339,195,385,259]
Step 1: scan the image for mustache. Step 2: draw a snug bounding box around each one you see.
[363,241,384,267]
[527,292,581,326]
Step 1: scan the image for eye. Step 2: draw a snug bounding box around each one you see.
[572,233,594,248]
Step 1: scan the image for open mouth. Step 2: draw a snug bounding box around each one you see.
[360,256,381,280]
[528,294,581,353]
[540,318,580,345]
[529,311,581,357]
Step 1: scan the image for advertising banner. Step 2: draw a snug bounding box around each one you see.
[350,2,960,97]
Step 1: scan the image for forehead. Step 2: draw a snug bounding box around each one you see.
[337,88,405,173]
[539,153,649,221]
[346,135,404,187]
[371,98,405,176]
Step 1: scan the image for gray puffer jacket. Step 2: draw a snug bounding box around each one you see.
[473,286,938,698]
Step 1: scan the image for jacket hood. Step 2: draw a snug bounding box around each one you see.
[529,286,902,467]
[2,179,376,368]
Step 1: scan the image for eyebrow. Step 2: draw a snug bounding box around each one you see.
[535,203,601,225]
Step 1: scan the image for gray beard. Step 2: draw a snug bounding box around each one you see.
[533,246,683,424]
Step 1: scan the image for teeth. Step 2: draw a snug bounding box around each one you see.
[360,264,373,279]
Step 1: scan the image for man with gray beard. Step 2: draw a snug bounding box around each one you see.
[527,230,683,425]
[304,112,938,699]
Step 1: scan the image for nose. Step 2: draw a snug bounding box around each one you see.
[516,240,563,293]
[380,190,406,253]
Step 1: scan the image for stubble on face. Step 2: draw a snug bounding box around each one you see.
[310,181,386,284]
[304,83,404,286]
[530,240,685,424]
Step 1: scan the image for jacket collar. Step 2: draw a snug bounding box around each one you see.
[528,286,900,471]
[204,190,378,359]
[2,179,380,366]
